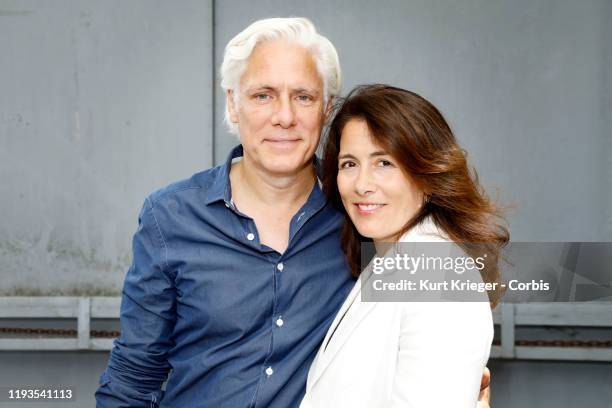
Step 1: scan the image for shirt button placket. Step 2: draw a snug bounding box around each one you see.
[275,264,284,327]
[269,261,283,385]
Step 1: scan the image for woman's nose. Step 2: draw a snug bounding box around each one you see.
[354,167,376,196]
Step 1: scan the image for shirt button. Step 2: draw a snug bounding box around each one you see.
[276,262,284,271]
[247,233,255,241]
[265,366,274,376]
[276,318,284,327]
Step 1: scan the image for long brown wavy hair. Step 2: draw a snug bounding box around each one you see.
[322,84,509,306]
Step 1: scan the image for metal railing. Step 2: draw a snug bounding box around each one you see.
[1,297,612,361]
[489,303,612,361]
[0,297,119,351]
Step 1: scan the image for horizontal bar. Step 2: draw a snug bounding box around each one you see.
[0,297,80,318]
[2,297,612,361]
[0,338,79,350]
[2,298,611,325]
[91,297,121,318]
[0,297,121,319]
[514,346,612,362]
[514,303,612,326]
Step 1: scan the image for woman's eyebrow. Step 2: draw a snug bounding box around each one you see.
[338,151,388,160]
[338,153,357,160]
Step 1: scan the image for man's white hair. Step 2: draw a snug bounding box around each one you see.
[220,17,342,135]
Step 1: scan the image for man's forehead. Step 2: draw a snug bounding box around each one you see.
[239,40,323,90]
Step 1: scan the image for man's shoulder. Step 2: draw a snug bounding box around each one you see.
[146,165,223,207]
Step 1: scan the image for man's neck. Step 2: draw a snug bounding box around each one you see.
[230,156,316,210]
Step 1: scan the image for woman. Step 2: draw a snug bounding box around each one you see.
[300,85,508,407]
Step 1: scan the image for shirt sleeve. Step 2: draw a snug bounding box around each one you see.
[389,301,493,408]
[96,197,177,407]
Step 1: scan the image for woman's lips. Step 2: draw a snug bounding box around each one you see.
[354,203,385,215]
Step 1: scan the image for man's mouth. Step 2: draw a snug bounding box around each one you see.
[265,138,300,144]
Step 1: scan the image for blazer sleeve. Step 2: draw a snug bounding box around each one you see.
[95,197,177,407]
[388,301,493,408]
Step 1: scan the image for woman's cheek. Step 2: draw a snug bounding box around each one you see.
[337,173,354,200]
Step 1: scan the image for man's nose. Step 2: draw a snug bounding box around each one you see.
[271,95,297,128]
[354,167,376,196]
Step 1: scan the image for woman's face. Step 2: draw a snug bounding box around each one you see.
[337,119,424,243]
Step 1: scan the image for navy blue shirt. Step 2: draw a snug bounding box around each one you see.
[96,145,354,407]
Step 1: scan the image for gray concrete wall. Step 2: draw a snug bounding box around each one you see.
[2,0,609,293]
[1,1,610,407]
[214,0,612,242]
[0,0,213,295]
[605,0,612,248]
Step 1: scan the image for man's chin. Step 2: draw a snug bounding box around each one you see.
[266,159,315,176]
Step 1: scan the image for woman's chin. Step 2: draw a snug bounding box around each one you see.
[353,225,377,240]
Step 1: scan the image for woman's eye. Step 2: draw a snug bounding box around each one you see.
[378,159,394,167]
[339,161,355,169]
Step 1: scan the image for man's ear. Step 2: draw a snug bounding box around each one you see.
[323,96,335,123]
[227,90,239,123]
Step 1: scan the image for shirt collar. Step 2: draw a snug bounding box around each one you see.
[204,144,243,205]
[204,144,326,208]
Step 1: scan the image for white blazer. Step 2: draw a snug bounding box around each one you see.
[300,217,494,408]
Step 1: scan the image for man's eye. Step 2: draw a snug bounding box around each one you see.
[254,94,270,101]
[296,95,313,102]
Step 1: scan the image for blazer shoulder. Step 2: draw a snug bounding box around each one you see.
[399,216,450,243]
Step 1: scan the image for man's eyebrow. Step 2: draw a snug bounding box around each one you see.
[244,84,277,93]
[244,85,321,94]
[293,87,320,95]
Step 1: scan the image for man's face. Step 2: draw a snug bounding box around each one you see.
[227,40,326,176]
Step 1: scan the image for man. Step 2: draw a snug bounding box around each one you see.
[96,17,491,407]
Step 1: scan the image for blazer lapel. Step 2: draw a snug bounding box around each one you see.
[307,217,447,391]
[309,266,378,388]
[318,274,361,355]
